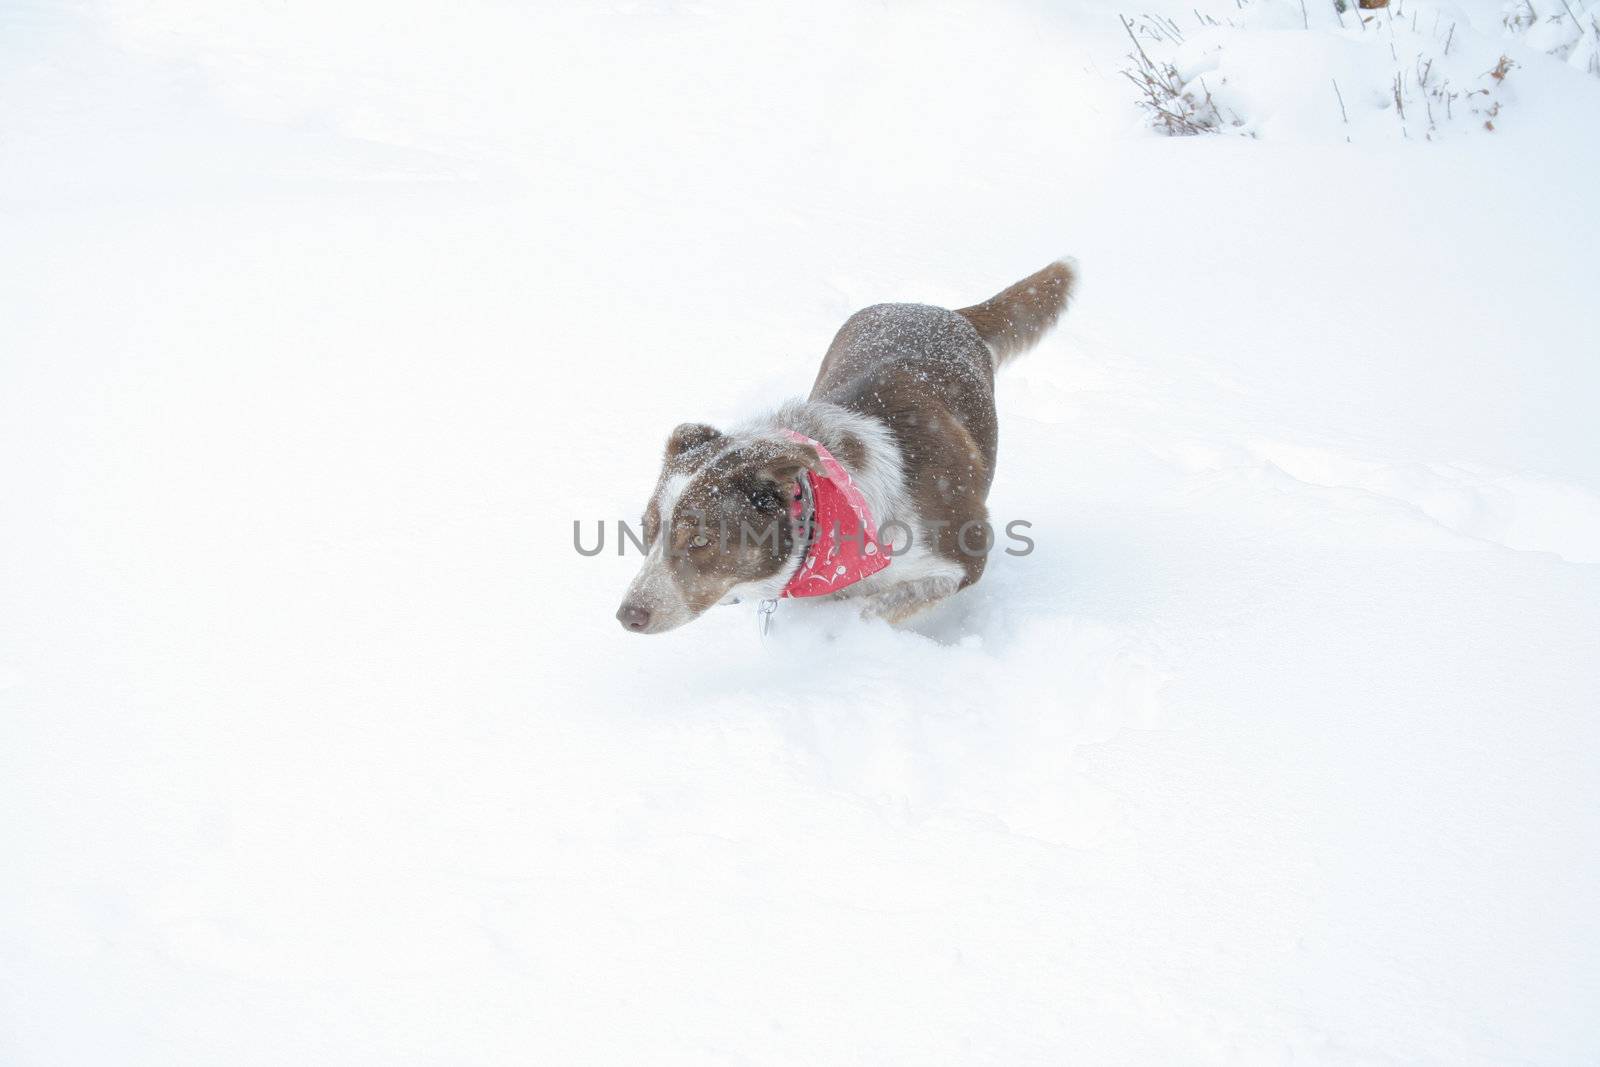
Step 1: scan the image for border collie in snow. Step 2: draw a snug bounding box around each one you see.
[617,260,1076,634]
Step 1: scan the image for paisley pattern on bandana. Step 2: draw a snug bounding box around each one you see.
[779,429,891,598]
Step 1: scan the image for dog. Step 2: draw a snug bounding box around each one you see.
[617,260,1075,634]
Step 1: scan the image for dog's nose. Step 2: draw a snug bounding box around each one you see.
[616,603,652,632]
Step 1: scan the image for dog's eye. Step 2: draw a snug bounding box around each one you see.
[751,489,780,511]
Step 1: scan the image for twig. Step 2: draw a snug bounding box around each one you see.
[1331,77,1353,141]
[1121,14,1159,73]
[1119,14,1219,136]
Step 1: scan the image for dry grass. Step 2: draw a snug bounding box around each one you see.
[1119,14,1228,135]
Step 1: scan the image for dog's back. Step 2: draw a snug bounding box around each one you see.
[809,260,1075,591]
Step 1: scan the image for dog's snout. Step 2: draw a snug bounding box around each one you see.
[617,602,652,632]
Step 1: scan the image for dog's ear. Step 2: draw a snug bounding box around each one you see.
[665,422,724,459]
[762,440,826,487]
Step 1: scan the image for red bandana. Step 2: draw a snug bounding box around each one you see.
[779,430,891,598]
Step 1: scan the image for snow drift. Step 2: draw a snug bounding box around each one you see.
[2,0,1598,1063]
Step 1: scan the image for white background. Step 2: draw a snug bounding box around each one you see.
[3,1,1598,1062]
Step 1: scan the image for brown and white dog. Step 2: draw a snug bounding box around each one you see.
[617,260,1076,634]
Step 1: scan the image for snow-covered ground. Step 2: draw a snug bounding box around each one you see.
[3,1,1599,1062]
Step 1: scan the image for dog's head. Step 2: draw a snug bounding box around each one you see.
[616,423,824,634]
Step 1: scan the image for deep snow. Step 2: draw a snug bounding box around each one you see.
[3,1,1599,1063]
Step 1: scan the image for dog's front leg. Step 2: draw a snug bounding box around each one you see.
[855,576,962,626]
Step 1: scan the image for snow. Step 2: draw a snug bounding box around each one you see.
[3,0,1599,1062]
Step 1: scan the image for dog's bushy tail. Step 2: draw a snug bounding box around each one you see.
[956,259,1076,368]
